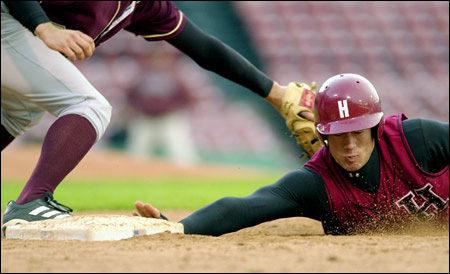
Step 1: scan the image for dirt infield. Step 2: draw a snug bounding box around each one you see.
[2,145,449,273]
[2,211,449,273]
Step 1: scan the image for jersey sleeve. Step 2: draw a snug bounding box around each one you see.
[402,118,449,173]
[125,1,186,41]
[179,167,330,236]
[166,17,274,98]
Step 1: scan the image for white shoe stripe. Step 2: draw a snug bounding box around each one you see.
[42,210,63,218]
[29,206,49,216]
[54,214,72,219]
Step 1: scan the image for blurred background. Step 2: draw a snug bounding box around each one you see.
[12,1,449,170]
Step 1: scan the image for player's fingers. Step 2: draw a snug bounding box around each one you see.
[134,201,161,218]
[134,201,146,216]
[75,40,92,59]
[300,111,314,122]
[60,47,77,62]
[143,203,161,218]
[135,201,153,218]
[77,31,95,50]
[75,31,95,59]
[69,43,85,61]
[134,200,145,211]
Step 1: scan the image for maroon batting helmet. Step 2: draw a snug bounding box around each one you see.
[314,73,384,136]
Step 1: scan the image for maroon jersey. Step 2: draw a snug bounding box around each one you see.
[305,114,449,234]
[39,1,186,46]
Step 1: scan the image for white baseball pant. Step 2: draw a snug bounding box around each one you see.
[1,2,111,141]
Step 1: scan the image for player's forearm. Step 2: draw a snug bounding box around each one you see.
[180,196,264,236]
[167,17,274,98]
[179,184,304,236]
[3,1,50,34]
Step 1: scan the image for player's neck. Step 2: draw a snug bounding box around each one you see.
[340,142,380,194]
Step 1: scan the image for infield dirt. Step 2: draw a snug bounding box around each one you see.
[2,145,449,273]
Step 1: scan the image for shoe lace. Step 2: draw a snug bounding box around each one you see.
[43,195,73,213]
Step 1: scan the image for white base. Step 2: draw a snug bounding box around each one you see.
[3,215,184,241]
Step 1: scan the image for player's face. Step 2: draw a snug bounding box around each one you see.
[327,129,375,172]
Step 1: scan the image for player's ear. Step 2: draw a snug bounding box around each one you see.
[318,133,328,146]
[371,124,380,141]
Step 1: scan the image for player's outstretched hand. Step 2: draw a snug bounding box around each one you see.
[133,201,162,219]
[34,22,95,62]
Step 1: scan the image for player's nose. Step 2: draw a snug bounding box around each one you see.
[342,134,357,150]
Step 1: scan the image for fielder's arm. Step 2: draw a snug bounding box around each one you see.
[167,18,274,100]
[167,17,316,122]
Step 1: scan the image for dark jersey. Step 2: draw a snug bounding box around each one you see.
[3,1,273,97]
[39,1,185,45]
[305,114,449,234]
[180,116,449,236]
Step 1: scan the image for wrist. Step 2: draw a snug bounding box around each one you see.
[34,22,52,37]
[34,21,65,37]
[265,81,286,112]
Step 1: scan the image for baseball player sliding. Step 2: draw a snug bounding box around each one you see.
[135,73,449,235]
[1,1,312,226]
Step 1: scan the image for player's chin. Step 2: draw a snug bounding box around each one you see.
[339,160,363,172]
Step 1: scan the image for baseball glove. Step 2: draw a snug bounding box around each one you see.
[281,82,323,160]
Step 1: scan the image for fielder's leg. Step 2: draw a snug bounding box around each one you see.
[16,114,97,204]
[1,3,111,206]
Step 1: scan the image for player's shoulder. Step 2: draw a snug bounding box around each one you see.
[282,166,323,183]
[402,117,449,136]
[402,117,449,172]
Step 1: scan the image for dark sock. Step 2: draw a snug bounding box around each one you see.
[1,124,15,151]
[16,114,97,205]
